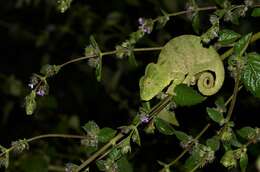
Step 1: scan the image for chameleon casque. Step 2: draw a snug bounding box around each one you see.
[139,35,225,101]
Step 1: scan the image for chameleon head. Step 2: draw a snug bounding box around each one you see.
[139,63,166,101]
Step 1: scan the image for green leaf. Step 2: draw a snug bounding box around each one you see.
[184,155,198,172]
[206,136,220,151]
[109,148,122,161]
[218,29,241,45]
[89,36,103,82]
[237,126,256,140]
[240,152,248,172]
[82,121,100,135]
[128,52,138,67]
[154,118,175,135]
[233,33,252,57]
[242,52,260,98]
[156,9,169,29]
[215,96,226,113]
[251,8,260,17]
[192,12,200,34]
[173,130,191,142]
[117,156,133,172]
[206,107,225,125]
[98,127,117,143]
[173,84,206,106]
[96,160,107,171]
[157,109,179,126]
[220,150,237,168]
[132,128,141,146]
[40,64,60,77]
[25,91,37,115]
[57,0,73,13]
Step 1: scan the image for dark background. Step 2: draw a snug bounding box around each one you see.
[0,0,260,171]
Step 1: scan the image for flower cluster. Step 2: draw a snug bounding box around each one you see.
[138,18,154,34]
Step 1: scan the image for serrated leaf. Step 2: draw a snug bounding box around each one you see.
[240,152,248,172]
[173,84,206,106]
[174,130,191,142]
[242,52,260,98]
[157,109,179,126]
[252,8,260,17]
[82,121,100,135]
[96,160,107,171]
[89,36,102,82]
[215,96,226,113]
[184,155,198,172]
[25,91,37,115]
[98,127,117,143]
[233,33,252,57]
[218,29,241,45]
[206,136,220,151]
[109,148,121,161]
[237,126,256,140]
[192,12,200,34]
[154,118,175,135]
[206,107,225,125]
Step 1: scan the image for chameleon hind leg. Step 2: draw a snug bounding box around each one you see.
[183,73,196,86]
[166,73,185,96]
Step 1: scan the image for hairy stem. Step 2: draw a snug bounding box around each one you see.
[75,133,124,172]
[160,124,210,171]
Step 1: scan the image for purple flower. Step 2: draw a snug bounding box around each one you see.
[36,90,45,96]
[140,114,149,123]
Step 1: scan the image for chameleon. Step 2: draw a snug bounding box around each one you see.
[139,35,225,101]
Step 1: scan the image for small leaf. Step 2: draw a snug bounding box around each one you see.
[220,150,237,168]
[82,121,100,135]
[237,126,256,140]
[40,64,60,77]
[242,52,260,98]
[154,118,175,135]
[156,9,169,29]
[206,107,225,125]
[128,52,138,67]
[240,152,248,172]
[96,160,107,171]
[109,148,121,161]
[251,8,260,17]
[233,33,252,57]
[117,156,133,172]
[215,96,226,113]
[173,130,191,142]
[192,12,200,34]
[173,84,206,106]
[25,91,37,115]
[157,109,179,126]
[132,128,141,146]
[184,155,198,171]
[206,136,220,151]
[57,0,73,13]
[218,29,241,45]
[98,127,117,143]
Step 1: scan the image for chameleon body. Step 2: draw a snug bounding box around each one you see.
[139,35,225,101]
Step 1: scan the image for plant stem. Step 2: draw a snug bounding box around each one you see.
[225,72,240,122]
[75,133,124,172]
[0,134,86,158]
[221,31,260,60]
[161,124,210,170]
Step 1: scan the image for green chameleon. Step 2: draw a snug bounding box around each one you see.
[139,35,225,101]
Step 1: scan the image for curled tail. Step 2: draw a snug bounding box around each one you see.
[197,61,225,96]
